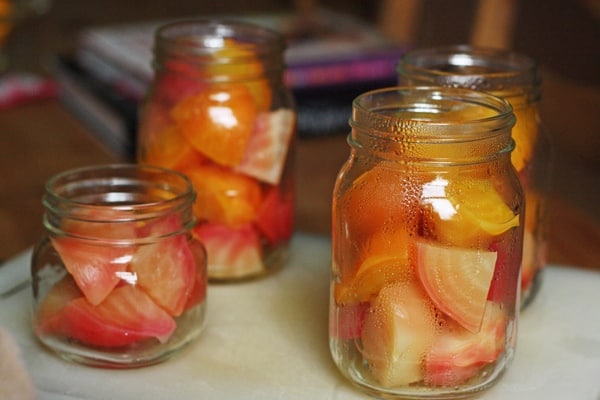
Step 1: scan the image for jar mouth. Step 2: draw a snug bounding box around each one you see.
[349,86,516,164]
[43,164,195,222]
[397,45,541,101]
[154,18,286,72]
[351,86,515,141]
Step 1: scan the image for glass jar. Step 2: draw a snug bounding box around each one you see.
[330,87,524,398]
[397,45,550,308]
[31,164,207,368]
[137,19,296,281]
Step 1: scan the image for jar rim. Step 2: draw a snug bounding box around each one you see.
[397,45,541,100]
[43,163,195,218]
[155,18,286,60]
[350,85,515,142]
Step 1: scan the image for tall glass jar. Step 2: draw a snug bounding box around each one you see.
[398,45,550,308]
[138,19,296,281]
[31,164,207,368]
[330,87,524,398]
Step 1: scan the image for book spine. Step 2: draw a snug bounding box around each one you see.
[285,52,401,89]
[76,47,402,92]
[76,49,149,100]
[78,26,155,85]
[52,58,136,159]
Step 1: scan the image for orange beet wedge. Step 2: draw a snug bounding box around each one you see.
[334,229,413,305]
[184,164,262,227]
[171,83,256,167]
[208,38,272,112]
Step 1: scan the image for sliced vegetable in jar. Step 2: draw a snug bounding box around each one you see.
[52,208,138,305]
[130,216,198,317]
[235,109,295,185]
[184,164,262,227]
[36,275,83,333]
[415,240,497,333]
[171,83,256,167]
[38,284,176,348]
[254,184,294,245]
[422,176,519,247]
[333,164,423,282]
[192,222,264,279]
[360,281,438,387]
[334,229,413,306]
[329,300,368,340]
[510,107,540,172]
[424,301,507,387]
[207,38,272,111]
[140,123,207,171]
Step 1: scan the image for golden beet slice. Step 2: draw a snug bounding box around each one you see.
[422,176,519,247]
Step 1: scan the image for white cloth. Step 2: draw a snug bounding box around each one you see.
[0,327,36,400]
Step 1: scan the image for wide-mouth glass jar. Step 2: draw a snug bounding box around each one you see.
[137,19,296,281]
[31,164,207,368]
[398,45,550,308]
[330,86,523,398]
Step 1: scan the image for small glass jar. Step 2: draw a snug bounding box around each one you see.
[330,87,524,398]
[397,45,550,308]
[137,19,296,281]
[31,164,207,368]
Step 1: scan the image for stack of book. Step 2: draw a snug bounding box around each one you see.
[52,8,406,159]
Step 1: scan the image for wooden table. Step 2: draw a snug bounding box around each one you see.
[1,98,600,271]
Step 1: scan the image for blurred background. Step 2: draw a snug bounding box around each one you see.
[10,0,596,80]
[1,0,599,265]
[8,0,597,160]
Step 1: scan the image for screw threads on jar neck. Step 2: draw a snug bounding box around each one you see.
[42,164,196,242]
[153,19,286,82]
[397,45,541,108]
[349,86,516,165]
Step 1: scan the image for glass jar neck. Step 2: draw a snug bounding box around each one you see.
[42,164,196,242]
[397,45,541,108]
[153,19,286,82]
[349,86,516,165]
